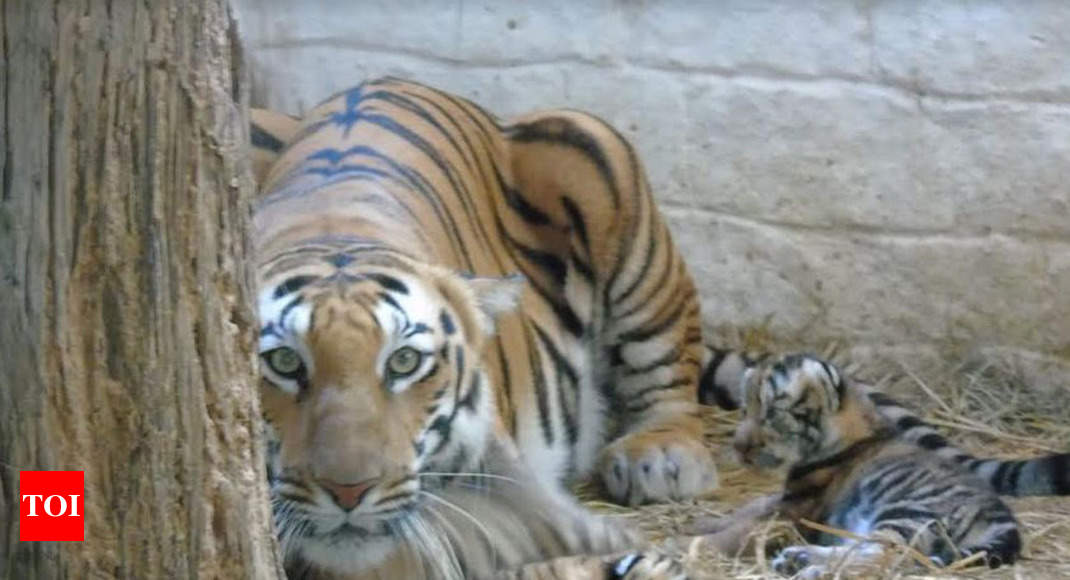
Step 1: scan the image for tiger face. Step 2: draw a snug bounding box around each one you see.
[257,256,522,570]
[732,354,853,469]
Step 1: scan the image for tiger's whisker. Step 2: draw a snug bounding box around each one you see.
[417,471,522,485]
[419,490,498,552]
[422,491,505,573]
[411,508,465,580]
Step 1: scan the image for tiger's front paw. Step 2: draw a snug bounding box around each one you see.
[772,546,828,579]
[600,429,717,506]
[610,552,689,580]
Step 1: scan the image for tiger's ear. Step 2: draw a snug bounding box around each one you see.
[251,108,301,185]
[810,357,844,413]
[466,273,525,333]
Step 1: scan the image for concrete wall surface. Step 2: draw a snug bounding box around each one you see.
[234,0,1070,373]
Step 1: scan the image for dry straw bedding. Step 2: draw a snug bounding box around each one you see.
[578,349,1070,579]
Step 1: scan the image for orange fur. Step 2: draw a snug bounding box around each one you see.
[252,78,712,577]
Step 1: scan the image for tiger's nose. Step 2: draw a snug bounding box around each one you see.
[731,440,749,460]
[733,434,755,459]
[319,478,378,510]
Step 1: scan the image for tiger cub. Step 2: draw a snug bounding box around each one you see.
[699,346,1070,496]
[700,354,1021,577]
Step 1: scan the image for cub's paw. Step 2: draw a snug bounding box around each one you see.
[772,545,828,579]
[498,552,688,580]
[609,552,689,580]
[600,429,717,506]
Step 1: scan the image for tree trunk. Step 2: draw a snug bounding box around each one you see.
[0,1,282,578]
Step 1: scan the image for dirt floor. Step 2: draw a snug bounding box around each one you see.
[581,347,1070,579]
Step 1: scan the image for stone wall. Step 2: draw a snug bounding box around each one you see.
[234,0,1070,368]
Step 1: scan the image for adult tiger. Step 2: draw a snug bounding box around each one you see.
[251,78,714,577]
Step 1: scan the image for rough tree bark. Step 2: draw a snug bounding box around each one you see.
[0,1,282,578]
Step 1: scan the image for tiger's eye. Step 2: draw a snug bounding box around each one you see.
[387,347,421,377]
[266,347,304,378]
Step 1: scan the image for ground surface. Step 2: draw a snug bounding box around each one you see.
[580,349,1070,579]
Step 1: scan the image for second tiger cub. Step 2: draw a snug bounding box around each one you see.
[697,354,1021,577]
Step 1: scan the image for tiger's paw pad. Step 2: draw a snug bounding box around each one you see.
[772,546,828,578]
[600,431,717,506]
[609,552,688,580]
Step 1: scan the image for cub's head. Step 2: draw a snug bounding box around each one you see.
[257,255,522,571]
[732,354,878,469]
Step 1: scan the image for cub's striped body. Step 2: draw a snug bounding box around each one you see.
[702,354,1023,576]
[252,78,711,578]
[700,346,1070,497]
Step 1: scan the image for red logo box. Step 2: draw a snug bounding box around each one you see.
[19,471,84,541]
